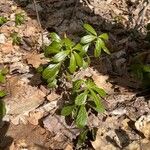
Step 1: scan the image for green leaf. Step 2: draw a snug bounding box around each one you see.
[99,38,110,55]
[69,53,76,73]
[47,72,58,83]
[0,91,6,98]
[99,33,109,40]
[73,79,84,91]
[0,16,7,26]
[77,128,88,145]
[82,55,90,69]
[90,89,105,113]
[53,50,70,62]
[44,41,62,56]
[81,35,96,44]
[83,24,97,36]
[92,86,106,97]
[0,73,5,83]
[76,106,88,128]
[47,79,57,88]
[61,105,74,116]
[73,43,82,51]
[75,91,88,105]
[15,13,25,26]
[63,38,75,48]
[1,68,8,75]
[0,100,6,118]
[94,38,102,57]
[74,51,83,67]
[82,44,90,53]
[42,63,60,79]
[49,32,61,42]
[143,65,150,72]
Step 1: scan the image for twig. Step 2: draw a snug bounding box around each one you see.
[32,0,44,46]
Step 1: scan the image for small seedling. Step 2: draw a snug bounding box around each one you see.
[42,32,90,88]
[42,24,110,88]
[11,32,21,45]
[0,16,7,26]
[81,24,110,57]
[61,79,106,128]
[0,68,7,118]
[130,54,150,87]
[15,13,25,26]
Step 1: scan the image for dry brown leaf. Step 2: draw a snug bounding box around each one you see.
[135,115,150,139]
[92,71,113,94]
[5,76,46,124]
[27,111,44,125]
[47,91,60,101]
[25,52,48,68]
[0,41,14,54]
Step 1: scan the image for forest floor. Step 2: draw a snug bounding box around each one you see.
[0,0,150,149]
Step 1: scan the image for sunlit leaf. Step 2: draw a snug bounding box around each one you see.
[75,91,88,105]
[83,23,97,36]
[76,106,88,128]
[63,38,75,48]
[74,51,83,67]
[0,91,6,98]
[42,63,60,79]
[50,32,61,42]
[99,33,109,40]
[69,53,76,73]
[99,38,110,55]
[90,89,105,113]
[53,50,70,62]
[81,35,96,44]
[94,38,101,57]
[0,73,5,83]
[44,41,62,56]
[47,79,57,88]
[92,86,106,97]
[73,79,84,91]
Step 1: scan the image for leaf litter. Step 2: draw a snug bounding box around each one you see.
[0,0,150,149]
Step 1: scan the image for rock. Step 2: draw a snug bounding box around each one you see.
[43,114,80,140]
[125,139,150,150]
[0,34,6,44]
[111,108,126,116]
[135,115,150,139]
[9,62,29,74]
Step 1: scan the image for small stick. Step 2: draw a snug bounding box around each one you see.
[32,0,44,47]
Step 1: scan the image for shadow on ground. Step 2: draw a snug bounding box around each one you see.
[1,0,150,149]
[12,0,150,91]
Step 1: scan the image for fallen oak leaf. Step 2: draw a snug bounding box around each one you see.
[25,52,48,68]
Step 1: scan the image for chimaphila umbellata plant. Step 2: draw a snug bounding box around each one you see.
[61,79,106,128]
[40,23,110,146]
[41,23,110,88]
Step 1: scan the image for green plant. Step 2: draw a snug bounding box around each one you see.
[40,24,109,145]
[15,13,25,26]
[42,32,90,88]
[0,68,7,118]
[61,79,106,128]
[81,23,110,57]
[0,16,7,26]
[11,32,21,45]
[42,24,109,88]
[130,54,150,88]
